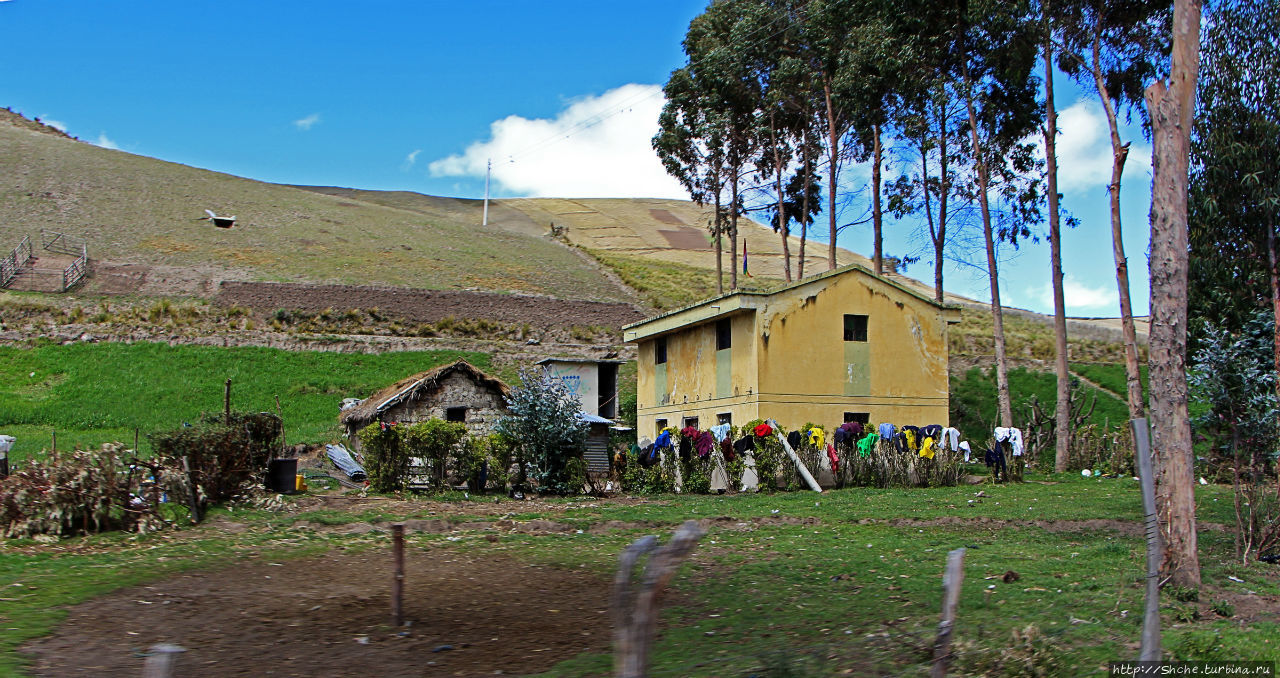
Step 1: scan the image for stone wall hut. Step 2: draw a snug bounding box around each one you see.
[340,360,511,451]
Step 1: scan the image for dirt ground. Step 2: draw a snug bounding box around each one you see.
[22,547,612,677]
[215,281,644,328]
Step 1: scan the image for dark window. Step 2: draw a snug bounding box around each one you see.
[445,407,467,423]
[717,412,732,425]
[655,337,667,364]
[716,318,732,350]
[655,418,668,434]
[682,416,699,430]
[843,314,868,342]
[843,412,870,424]
[599,363,618,419]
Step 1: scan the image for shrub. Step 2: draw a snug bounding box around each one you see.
[0,443,192,537]
[357,422,408,493]
[497,367,588,495]
[403,419,467,491]
[150,411,281,503]
[458,433,511,493]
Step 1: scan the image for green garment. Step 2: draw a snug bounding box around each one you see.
[856,433,880,457]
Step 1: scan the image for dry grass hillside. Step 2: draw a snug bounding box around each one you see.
[0,113,629,302]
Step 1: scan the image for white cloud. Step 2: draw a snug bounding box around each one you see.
[429,83,686,199]
[293,113,321,131]
[1043,99,1150,193]
[93,133,118,150]
[401,149,421,171]
[1035,274,1118,313]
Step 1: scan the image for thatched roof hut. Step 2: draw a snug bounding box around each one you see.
[339,360,512,446]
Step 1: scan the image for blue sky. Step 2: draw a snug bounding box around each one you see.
[0,0,1153,316]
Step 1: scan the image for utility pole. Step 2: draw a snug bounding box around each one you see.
[482,158,491,226]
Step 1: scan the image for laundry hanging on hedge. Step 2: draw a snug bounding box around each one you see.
[826,443,839,474]
[711,423,731,442]
[942,427,960,451]
[919,436,937,459]
[857,433,880,457]
[787,430,803,449]
[807,428,825,448]
[994,427,1025,457]
[695,431,715,457]
[754,423,773,437]
[959,441,972,462]
[878,422,896,438]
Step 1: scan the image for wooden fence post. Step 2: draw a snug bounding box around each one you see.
[391,523,405,627]
[931,547,967,678]
[224,379,232,424]
[612,520,705,678]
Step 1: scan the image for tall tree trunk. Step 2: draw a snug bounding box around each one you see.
[1269,221,1279,498]
[936,98,951,304]
[771,114,792,282]
[730,170,740,290]
[963,70,1013,429]
[872,124,884,276]
[1093,29,1146,420]
[1144,0,1202,589]
[714,187,724,296]
[823,79,840,270]
[1045,25,1071,473]
[799,129,812,280]
[919,110,945,305]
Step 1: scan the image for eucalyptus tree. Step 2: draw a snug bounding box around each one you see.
[885,79,970,304]
[654,66,731,294]
[1144,0,1202,589]
[950,0,1045,430]
[1058,0,1169,427]
[1190,0,1280,502]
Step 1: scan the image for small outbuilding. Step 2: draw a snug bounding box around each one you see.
[339,360,511,451]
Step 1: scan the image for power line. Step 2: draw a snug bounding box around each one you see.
[500,0,815,165]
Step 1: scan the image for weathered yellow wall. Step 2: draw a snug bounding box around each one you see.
[633,267,952,438]
[636,312,758,437]
[753,272,950,429]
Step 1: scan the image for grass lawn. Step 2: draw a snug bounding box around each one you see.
[950,366,1132,446]
[0,341,489,462]
[2,475,1274,677]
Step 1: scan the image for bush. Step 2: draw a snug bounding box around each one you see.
[403,419,467,491]
[0,443,192,537]
[497,368,588,495]
[357,422,408,493]
[458,433,512,493]
[150,411,281,503]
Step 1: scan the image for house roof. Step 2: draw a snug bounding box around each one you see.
[622,262,960,343]
[339,359,511,428]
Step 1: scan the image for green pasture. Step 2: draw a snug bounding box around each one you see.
[0,341,489,461]
[2,476,1274,676]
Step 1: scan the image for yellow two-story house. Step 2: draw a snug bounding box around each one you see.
[623,263,961,436]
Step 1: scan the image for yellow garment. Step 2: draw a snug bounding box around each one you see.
[807,428,825,448]
[919,436,936,459]
[904,429,918,452]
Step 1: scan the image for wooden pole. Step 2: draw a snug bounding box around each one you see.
[766,419,822,493]
[134,428,139,454]
[612,520,705,678]
[1132,418,1162,661]
[224,378,232,424]
[931,547,967,678]
[391,523,405,627]
[51,431,56,453]
[181,456,201,524]
[275,394,285,456]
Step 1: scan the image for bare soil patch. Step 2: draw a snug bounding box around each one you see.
[216,281,644,328]
[22,548,611,677]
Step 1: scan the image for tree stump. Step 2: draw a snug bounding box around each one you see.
[611,520,705,678]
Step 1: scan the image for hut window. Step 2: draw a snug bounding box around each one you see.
[655,337,667,365]
[715,318,731,350]
[682,416,699,429]
[717,412,732,425]
[843,314,868,342]
[655,418,668,434]
[843,412,869,424]
[446,407,467,423]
